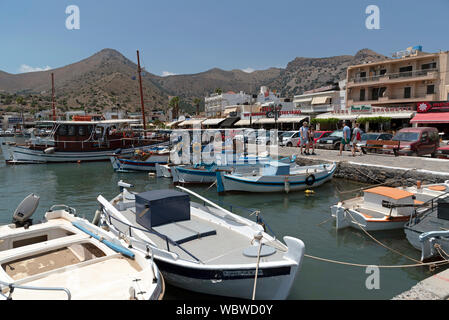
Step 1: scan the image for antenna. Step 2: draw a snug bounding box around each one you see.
[137,50,146,133]
[51,73,56,121]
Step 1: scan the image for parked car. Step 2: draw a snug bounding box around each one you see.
[387,127,440,157]
[357,132,393,153]
[436,142,449,159]
[313,131,332,143]
[316,130,343,150]
[0,129,4,136]
[279,131,300,147]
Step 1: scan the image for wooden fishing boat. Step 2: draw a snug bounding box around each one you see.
[110,146,170,172]
[2,119,168,164]
[331,186,432,231]
[216,162,336,193]
[97,181,305,300]
[0,194,164,300]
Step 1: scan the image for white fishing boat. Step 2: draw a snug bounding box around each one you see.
[0,194,164,300]
[216,162,336,193]
[331,186,432,231]
[401,180,449,202]
[155,163,174,178]
[110,146,170,172]
[171,155,296,184]
[2,119,168,164]
[97,181,305,300]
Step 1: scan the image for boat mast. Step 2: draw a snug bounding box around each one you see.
[51,73,56,121]
[136,50,146,133]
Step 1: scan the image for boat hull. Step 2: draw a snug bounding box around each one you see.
[331,205,410,231]
[110,154,169,172]
[5,144,165,164]
[217,163,336,193]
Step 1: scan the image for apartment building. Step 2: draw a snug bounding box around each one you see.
[346,49,449,109]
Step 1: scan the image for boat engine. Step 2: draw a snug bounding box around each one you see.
[12,194,40,229]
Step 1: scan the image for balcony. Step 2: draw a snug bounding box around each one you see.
[347,93,437,106]
[347,69,438,88]
[299,104,337,114]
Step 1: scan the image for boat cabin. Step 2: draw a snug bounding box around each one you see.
[363,187,416,217]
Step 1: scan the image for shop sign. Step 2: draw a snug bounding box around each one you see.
[351,104,372,112]
[417,101,449,113]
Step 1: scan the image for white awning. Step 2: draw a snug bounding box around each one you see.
[311,96,331,105]
[276,116,307,123]
[234,119,252,126]
[165,120,182,127]
[202,118,226,125]
[255,118,276,124]
[178,119,206,126]
[316,112,359,120]
[294,97,313,103]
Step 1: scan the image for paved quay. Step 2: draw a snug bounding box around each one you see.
[277,147,449,185]
[393,268,449,300]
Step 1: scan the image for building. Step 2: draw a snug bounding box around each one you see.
[293,82,346,116]
[317,48,449,131]
[204,91,251,117]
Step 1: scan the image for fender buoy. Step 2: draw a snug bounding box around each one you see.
[305,174,316,186]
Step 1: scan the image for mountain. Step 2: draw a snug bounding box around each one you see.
[0,48,388,114]
[0,49,168,113]
[269,49,389,96]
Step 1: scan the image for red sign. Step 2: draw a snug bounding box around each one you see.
[417,101,449,113]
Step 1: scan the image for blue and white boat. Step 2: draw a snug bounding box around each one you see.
[110,146,170,172]
[216,161,337,193]
[171,155,296,184]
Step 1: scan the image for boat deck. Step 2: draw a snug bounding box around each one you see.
[112,200,286,266]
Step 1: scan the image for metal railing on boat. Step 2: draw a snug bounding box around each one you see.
[0,280,71,300]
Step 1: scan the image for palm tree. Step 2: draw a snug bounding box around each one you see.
[169,96,180,120]
[193,98,202,116]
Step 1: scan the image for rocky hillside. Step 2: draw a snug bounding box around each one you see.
[0,48,388,115]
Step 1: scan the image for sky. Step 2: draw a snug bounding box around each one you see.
[0,0,448,76]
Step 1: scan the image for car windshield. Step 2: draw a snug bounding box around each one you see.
[281,131,296,137]
[393,132,419,142]
[314,132,323,138]
[361,133,379,141]
[330,131,343,138]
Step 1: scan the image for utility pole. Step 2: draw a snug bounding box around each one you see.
[51,73,56,121]
[137,50,146,133]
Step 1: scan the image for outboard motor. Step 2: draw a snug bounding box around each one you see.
[12,194,40,229]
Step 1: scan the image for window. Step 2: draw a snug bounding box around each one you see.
[68,125,76,136]
[360,89,366,101]
[380,69,387,75]
[404,87,411,99]
[379,87,387,97]
[399,66,413,77]
[422,62,437,70]
[427,85,435,94]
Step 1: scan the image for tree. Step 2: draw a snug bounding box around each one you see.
[193,98,202,116]
[169,96,180,119]
[214,88,223,95]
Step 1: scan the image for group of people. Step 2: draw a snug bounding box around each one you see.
[296,121,364,157]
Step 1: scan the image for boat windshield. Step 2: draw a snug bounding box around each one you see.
[393,132,419,142]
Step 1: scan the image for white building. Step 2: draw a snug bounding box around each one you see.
[293,82,346,115]
[205,91,251,117]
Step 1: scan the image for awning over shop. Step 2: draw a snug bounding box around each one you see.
[276,116,308,123]
[202,118,226,126]
[294,97,312,104]
[234,119,252,126]
[311,96,331,105]
[224,107,238,116]
[410,112,449,124]
[177,119,206,127]
[316,112,359,120]
[255,118,276,124]
[220,117,240,128]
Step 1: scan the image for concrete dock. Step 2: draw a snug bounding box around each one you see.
[278,147,449,185]
[394,268,449,300]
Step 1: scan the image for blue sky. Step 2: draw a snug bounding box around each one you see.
[0,0,448,76]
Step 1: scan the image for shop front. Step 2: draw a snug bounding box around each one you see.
[410,101,449,139]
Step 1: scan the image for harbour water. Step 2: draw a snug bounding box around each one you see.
[0,139,440,300]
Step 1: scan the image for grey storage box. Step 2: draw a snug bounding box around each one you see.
[437,198,449,221]
[135,190,191,228]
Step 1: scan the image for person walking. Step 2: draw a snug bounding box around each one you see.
[299,121,310,155]
[351,122,363,156]
[308,125,317,155]
[339,121,351,156]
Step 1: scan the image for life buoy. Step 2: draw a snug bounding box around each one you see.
[305,174,316,186]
